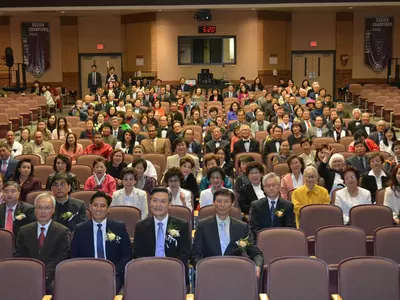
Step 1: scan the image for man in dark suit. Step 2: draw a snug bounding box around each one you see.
[263,125,284,163]
[88,64,102,94]
[111,117,124,142]
[347,108,362,135]
[50,173,87,233]
[228,109,249,132]
[354,112,377,136]
[131,124,146,146]
[232,124,259,160]
[249,173,295,240]
[168,102,184,125]
[205,127,230,161]
[223,85,238,99]
[169,121,184,148]
[95,95,112,112]
[70,191,131,293]
[191,188,264,278]
[0,143,19,181]
[346,140,371,175]
[106,66,118,83]
[143,88,155,106]
[183,128,202,162]
[368,120,386,146]
[15,192,69,294]
[133,187,190,283]
[178,77,190,92]
[0,181,35,239]
[157,116,172,139]
[245,103,258,123]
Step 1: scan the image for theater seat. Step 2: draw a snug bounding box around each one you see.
[0,229,14,259]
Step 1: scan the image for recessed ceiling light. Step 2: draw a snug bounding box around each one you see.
[349,7,353,9]
[61,11,65,14]
[252,8,256,10]
[158,9,162,12]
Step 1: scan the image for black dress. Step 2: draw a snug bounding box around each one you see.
[106,162,127,189]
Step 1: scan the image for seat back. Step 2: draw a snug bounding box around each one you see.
[70,127,83,138]
[108,206,141,238]
[375,188,385,205]
[76,154,103,167]
[257,228,308,264]
[142,153,167,174]
[374,226,400,264]
[272,163,289,178]
[45,154,58,166]
[77,139,92,150]
[54,258,115,300]
[315,226,366,264]
[0,230,13,259]
[15,154,41,166]
[299,205,343,237]
[70,165,92,188]
[234,152,262,173]
[198,205,242,221]
[34,165,54,188]
[70,190,97,208]
[312,137,335,147]
[267,257,330,300]
[349,205,393,236]
[65,116,79,127]
[338,257,399,300]
[196,257,258,300]
[49,139,64,154]
[0,258,46,300]
[339,136,354,151]
[124,258,186,300]
[169,205,193,234]
[26,190,53,205]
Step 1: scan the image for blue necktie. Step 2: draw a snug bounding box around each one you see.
[220,222,228,255]
[155,222,165,257]
[97,224,105,259]
[270,201,276,223]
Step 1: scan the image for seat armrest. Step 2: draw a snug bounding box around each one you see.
[186,294,194,300]
[331,294,342,300]
[194,211,199,217]
[114,296,123,300]
[42,296,52,300]
[192,230,196,238]
[259,294,269,300]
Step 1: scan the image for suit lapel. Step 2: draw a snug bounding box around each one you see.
[210,217,222,256]
[40,222,56,256]
[0,205,5,228]
[149,218,156,254]
[105,219,112,259]
[86,220,95,257]
[29,223,40,257]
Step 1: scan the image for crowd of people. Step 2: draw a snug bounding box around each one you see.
[1,73,400,294]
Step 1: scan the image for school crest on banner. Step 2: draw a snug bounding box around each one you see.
[364,17,393,73]
[21,22,51,78]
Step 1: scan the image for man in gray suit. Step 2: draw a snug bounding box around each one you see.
[222,85,238,99]
[0,142,18,181]
[346,140,371,175]
[250,110,270,137]
[306,116,329,139]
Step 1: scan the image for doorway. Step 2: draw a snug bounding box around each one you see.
[78,53,123,98]
[291,51,336,98]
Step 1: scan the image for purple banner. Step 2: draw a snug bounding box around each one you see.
[21,22,51,78]
[364,17,393,74]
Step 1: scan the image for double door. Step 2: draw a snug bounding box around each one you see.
[292,51,334,96]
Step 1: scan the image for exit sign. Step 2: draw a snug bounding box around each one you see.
[310,41,317,47]
[97,44,104,50]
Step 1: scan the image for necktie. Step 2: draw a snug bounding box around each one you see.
[270,201,276,223]
[359,157,366,173]
[97,224,105,259]
[1,161,6,174]
[38,227,45,248]
[379,133,383,143]
[153,139,157,151]
[229,92,232,98]
[92,73,96,85]
[114,130,118,137]
[306,120,311,128]
[258,122,264,131]
[155,222,165,257]
[5,208,13,232]
[219,222,228,255]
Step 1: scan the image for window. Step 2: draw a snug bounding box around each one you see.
[178,36,236,65]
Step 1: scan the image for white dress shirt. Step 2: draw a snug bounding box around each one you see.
[128,160,157,181]
[291,173,304,189]
[299,150,316,167]
[216,215,230,254]
[154,215,168,256]
[268,197,279,211]
[384,187,400,221]
[380,141,394,156]
[168,187,193,211]
[199,187,234,208]
[335,187,372,224]
[251,184,265,199]
[4,203,17,229]
[37,220,52,238]
[11,141,23,157]
[93,218,107,259]
[111,187,148,219]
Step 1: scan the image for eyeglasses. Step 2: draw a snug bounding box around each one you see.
[345,175,356,181]
[52,182,66,188]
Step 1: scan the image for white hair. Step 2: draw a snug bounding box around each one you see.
[304,166,318,177]
[34,192,56,207]
[311,81,320,87]
[262,172,281,186]
[328,154,345,169]
[352,108,361,115]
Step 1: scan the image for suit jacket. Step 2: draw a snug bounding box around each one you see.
[355,123,377,136]
[223,91,238,99]
[165,154,202,183]
[88,72,102,89]
[178,84,191,92]
[245,111,257,123]
[262,139,284,162]
[157,127,172,139]
[70,219,132,276]
[249,197,296,241]
[135,134,146,145]
[15,221,69,283]
[79,129,99,139]
[346,155,371,174]
[306,127,329,139]
[347,120,362,135]
[168,112,184,125]
[111,128,125,142]
[232,139,260,160]
[23,141,55,164]
[361,173,390,203]
[191,216,264,268]
[205,139,230,161]
[141,138,171,156]
[368,131,384,146]
[238,183,265,215]
[0,202,35,239]
[208,94,223,103]
[52,197,87,232]
[187,141,202,161]
[103,135,117,148]
[4,159,18,181]
[95,103,112,112]
[300,119,315,133]
[250,121,270,135]
[132,216,189,268]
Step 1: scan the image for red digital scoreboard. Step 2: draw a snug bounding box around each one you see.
[198,25,217,34]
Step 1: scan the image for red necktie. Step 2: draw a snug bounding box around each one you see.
[38,227,46,248]
[5,208,13,233]
[307,121,311,128]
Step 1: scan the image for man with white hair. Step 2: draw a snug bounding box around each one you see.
[291,166,330,226]
[249,173,295,240]
[308,81,320,100]
[354,112,376,136]
[368,120,387,146]
[232,124,260,160]
[347,108,362,135]
[297,88,309,105]
[15,192,69,294]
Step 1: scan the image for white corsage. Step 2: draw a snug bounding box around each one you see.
[60,211,78,222]
[166,225,180,248]
[106,230,121,243]
[14,212,26,221]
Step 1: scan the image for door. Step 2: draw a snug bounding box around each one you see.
[79,54,123,97]
[292,52,335,97]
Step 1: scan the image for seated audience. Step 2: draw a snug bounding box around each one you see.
[46,154,79,192]
[307,116,328,139]
[361,153,390,203]
[180,155,200,201]
[214,147,234,178]
[0,142,19,181]
[199,154,232,192]
[280,155,305,200]
[232,124,260,160]
[328,117,349,142]
[226,102,239,124]
[164,167,193,211]
[83,132,113,160]
[191,188,264,279]
[51,116,71,140]
[15,192,69,294]
[348,130,379,152]
[299,138,316,167]
[59,133,84,164]
[250,173,296,240]
[106,149,127,188]
[314,144,329,170]
[100,123,117,148]
[292,166,330,226]
[116,129,135,154]
[234,155,255,193]
[19,128,31,146]
[13,159,41,202]
[238,162,265,216]
[5,131,23,158]
[23,131,55,164]
[384,165,400,224]
[79,119,98,140]
[368,120,386,146]
[111,167,148,219]
[380,127,397,156]
[335,166,372,224]
[132,158,156,194]
[318,150,345,194]
[70,191,131,293]
[346,140,371,175]
[141,125,171,156]
[128,145,157,181]
[200,167,233,208]
[263,125,284,163]
[287,123,305,149]
[47,114,57,133]
[84,157,117,197]
[272,140,291,165]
